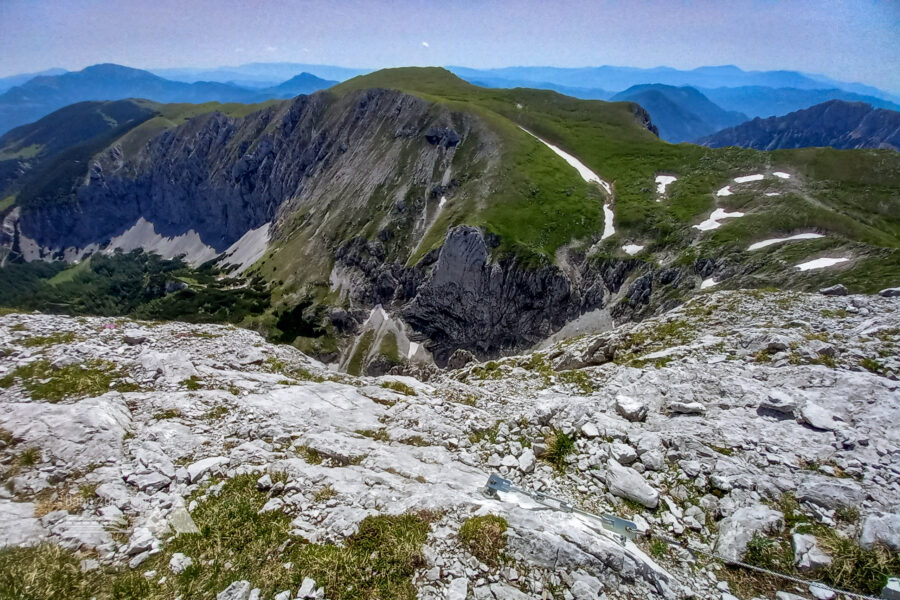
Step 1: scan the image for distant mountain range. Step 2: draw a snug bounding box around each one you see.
[609,84,747,143]
[696,100,900,151]
[699,86,900,119]
[448,64,900,102]
[151,62,367,87]
[2,61,900,150]
[0,64,337,135]
[0,68,68,94]
[447,65,900,129]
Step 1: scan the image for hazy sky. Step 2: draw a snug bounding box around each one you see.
[1,0,899,92]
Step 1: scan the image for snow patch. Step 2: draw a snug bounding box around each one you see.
[219,223,270,274]
[518,127,616,238]
[796,257,849,272]
[438,196,447,209]
[693,208,745,231]
[602,204,616,239]
[519,127,612,194]
[765,192,781,197]
[700,278,718,289]
[734,174,764,183]
[106,218,218,266]
[748,233,824,251]
[622,244,644,255]
[655,175,677,197]
[773,172,791,179]
[716,186,733,197]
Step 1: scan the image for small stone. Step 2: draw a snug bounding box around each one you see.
[860,512,900,550]
[169,552,193,574]
[602,459,659,508]
[775,592,808,600]
[800,402,842,431]
[882,578,900,600]
[714,505,783,562]
[259,498,284,514]
[217,580,252,600]
[759,391,797,416]
[808,582,836,600]
[581,423,599,438]
[187,456,229,484]
[793,533,832,570]
[608,442,637,465]
[256,474,273,491]
[447,577,468,600]
[571,572,603,600]
[124,329,150,345]
[796,475,864,509]
[818,284,847,296]
[124,527,156,556]
[615,395,648,422]
[297,577,317,598]
[878,287,900,298]
[518,449,535,473]
[80,558,100,572]
[668,401,705,415]
[425,566,441,581]
[641,450,665,471]
[679,460,702,477]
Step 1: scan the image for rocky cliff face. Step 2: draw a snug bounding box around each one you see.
[331,225,696,366]
[696,99,900,151]
[1,289,898,599]
[11,88,479,257]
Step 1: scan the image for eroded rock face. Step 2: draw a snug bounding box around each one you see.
[10,89,472,257]
[403,227,589,365]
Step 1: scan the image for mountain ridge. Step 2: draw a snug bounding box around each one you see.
[697,99,900,151]
[609,84,747,143]
[1,67,898,372]
[0,63,335,135]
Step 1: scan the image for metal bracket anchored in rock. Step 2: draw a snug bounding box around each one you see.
[482,473,639,546]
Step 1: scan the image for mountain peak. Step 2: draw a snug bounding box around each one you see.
[333,66,475,97]
[697,98,900,150]
[78,63,161,80]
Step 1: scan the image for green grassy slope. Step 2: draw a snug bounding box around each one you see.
[330,68,900,290]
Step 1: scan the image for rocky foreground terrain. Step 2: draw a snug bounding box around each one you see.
[1,289,899,599]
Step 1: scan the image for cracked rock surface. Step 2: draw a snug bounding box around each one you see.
[1,289,898,599]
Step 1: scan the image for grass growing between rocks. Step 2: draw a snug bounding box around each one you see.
[544,429,575,473]
[380,380,417,396]
[296,446,324,465]
[2,359,138,402]
[738,522,900,596]
[458,514,508,566]
[20,331,77,348]
[0,474,439,600]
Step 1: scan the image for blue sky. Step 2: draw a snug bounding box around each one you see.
[1,0,899,92]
